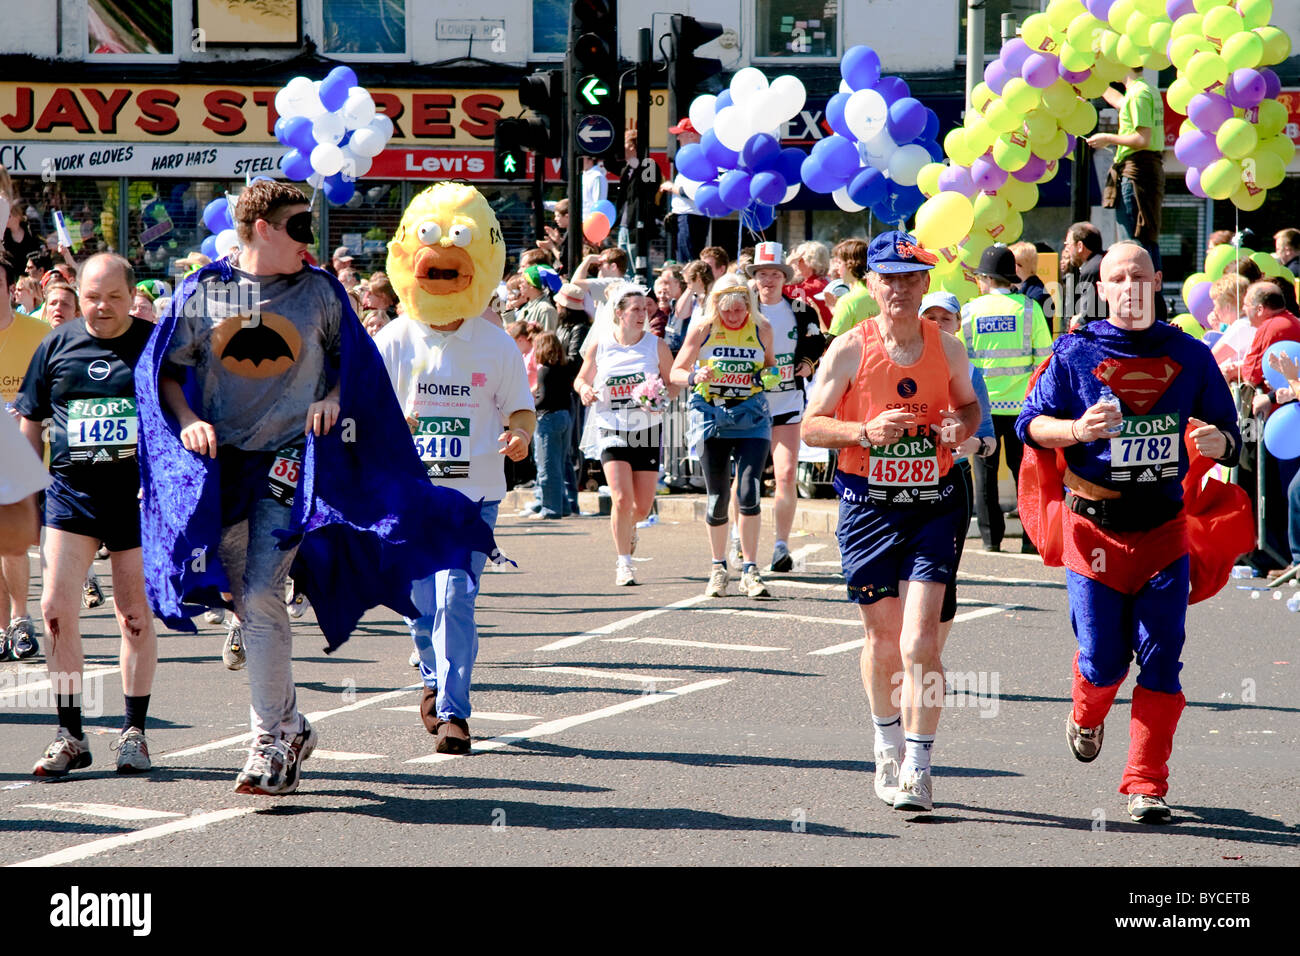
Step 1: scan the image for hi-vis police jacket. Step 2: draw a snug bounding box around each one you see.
[958,289,1053,415]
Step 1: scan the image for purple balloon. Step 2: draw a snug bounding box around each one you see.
[874,76,910,106]
[1060,64,1091,84]
[970,153,1008,191]
[826,92,855,140]
[741,133,781,172]
[1023,52,1059,89]
[675,143,716,183]
[984,60,1011,97]
[1175,129,1221,168]
[1185,166,1207,199]
[842,46,883,91]
[1226,69,1266,109]
[718,169,754,210]
[937,165,978,197]
[1000,38,1032,75]
[849,166,888,207]
[774,147,807,184]
[815,134,862,179]
[1187,92,1233,134]
[1087,0,1116,18]
[750,170,787,205]
[1166,0,1194,20]
[887,98,928,145]
[1012,154,1048,182]
[1187,281,1214,323]
[1064,133,1077,154]
[701,129,740,170]
[1260,68,1281,101]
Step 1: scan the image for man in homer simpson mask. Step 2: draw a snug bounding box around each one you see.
[137,179,498,794]
[374,182,535,754]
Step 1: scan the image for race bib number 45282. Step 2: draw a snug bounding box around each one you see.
[414,416,471,479]
[66,397,137,464]
[868,435,940,503]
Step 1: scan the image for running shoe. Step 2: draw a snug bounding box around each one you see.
[874,746,901,805]
[0,623,14,661]
[203,607,226,625]
[112,727,152,774]
[282,717,318,793]
[1066,715,1104,762]
[95,545,109,560]
[740,566,770,598]
[770,541,793,573]
[409,648,421,668]
[286,589,309,620]
[223,619,246,671]
[1127,793,1172,824]
[83,572,105,609]
[234,734,293,795]
[615,563,637,586]
[893,768,933,812]
[8,617,38,659]
[705,563,729,598]
[32,728,91,777]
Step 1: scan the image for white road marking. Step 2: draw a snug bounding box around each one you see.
[0,667,121,705]
[384,706,541,721]
[957,573,1062,588]
[806,603,1021,656]
[16,802,182,822]
[971,550,1045,563]
[631,637,788,653]
[407,677,730,764]
[8,807,256,868]
[309,750,385,761]
[526,666,680,684]
[765,579,840,591]
[791,544,826,563]
[689,607,857,627]
[535,594,712,651]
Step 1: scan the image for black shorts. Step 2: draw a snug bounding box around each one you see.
[772,410,803,427]
[44,470,142,552]
[599,428,661,472]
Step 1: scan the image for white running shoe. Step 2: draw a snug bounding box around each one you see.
[874,747,901,805]
[893,768,934,812]
[705,563,729,598]
[112,727,152,774]
[615,563,637,586]
[83,572,105,609]
[234,734,293,795]
[32,727,91,777]
[409,648,420,667]
[203,607,226,625]
[223,619,246,671]
[740,566,770,598]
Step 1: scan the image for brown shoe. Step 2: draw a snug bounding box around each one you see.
[434,717,471,755]
[419,687,442,735]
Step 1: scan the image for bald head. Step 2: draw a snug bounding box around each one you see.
[80,253,135,293]
[1099,241,1154,280]
[1099,242,1162,330]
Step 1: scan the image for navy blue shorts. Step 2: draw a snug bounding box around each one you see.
[836,470,963,605]
[45,470,142,553]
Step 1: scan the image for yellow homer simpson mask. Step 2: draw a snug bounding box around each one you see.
[387,182,505,328]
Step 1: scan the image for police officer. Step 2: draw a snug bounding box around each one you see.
[959,244,1053,553]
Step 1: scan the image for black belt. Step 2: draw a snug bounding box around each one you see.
[1065,491,1182,533]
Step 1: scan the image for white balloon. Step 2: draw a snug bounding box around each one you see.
[340,87,375,130]
[214,228,239,258]
[306,172,325,189]
[865,127,898,171]
[782,183,801,203]
[729,67,768,106]
[688,94,718,134]
[769,75,807,122]
[348,127,385,158]
[745,90,775,136]
[310,143,344,177]
[888,144,931,187]
[368,113,395,141]
[832,185,865,212]
[312,111,346,146]
[844,89,888,142]
[679,177,703,202]
[339,148,372,180]
[274,86,299,119]
[714,107,751,151]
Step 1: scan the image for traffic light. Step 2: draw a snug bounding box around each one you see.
[518,70,564,158]
[569,0,622,167]
[494,117,526,180]
[669,14,724,109]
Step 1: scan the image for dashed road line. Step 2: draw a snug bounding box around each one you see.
[527,665,680,684]
[807,604,1022,656]
[16,802,182,822]
[8,807,256,868]
[627,637,788,653]
[384,706,541,721]
[689,607,858,627]
[536,594,712,651]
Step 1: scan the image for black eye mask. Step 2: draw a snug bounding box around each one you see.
[285,211,315,245]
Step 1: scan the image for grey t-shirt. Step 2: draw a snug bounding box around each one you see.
[165,265,342,451]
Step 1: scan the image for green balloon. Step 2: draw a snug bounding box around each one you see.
[985,100,1021,134]
[1249,150,1286,190]
[1220,31,1263,71]
[1170,14,1203,41]
[1255,26,1291,66]
[1205,242,1239,279]
[1254,99,1287,139]
[1217,117,1258,160]
[1201,158,1239,200]
[1237,0,1272,31]
[993,133,1033,171]
[1169,35,1210,71]
[1258,133,1296,167]
[1186,51,1228,91]
[1201,7,1243,46]
[1002,78,1040,114]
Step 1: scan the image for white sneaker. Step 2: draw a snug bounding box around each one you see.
[740,566,770,598]
[615,563,637,586]
[112,727,152,774]
[203,608,226,625]
[893,767,933,812]
[873,747,901,805]
[234,733,293,795]
[705,563,729,598]
[222,620,246,671]
[408,648,420,667]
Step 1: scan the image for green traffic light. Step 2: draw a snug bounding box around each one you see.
[504,155,518,173]
[580,76,609,105]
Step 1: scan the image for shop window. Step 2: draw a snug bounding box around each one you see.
[754,0,838,60]
[533,0,568,56]
[327,181,407,278]
[87,0,175,57]
[11,176,122,259]
[322,0,407,56]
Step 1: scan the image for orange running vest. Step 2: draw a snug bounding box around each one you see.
[835,318,954,486]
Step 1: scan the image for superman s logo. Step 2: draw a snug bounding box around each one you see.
[1092,357,1182,414]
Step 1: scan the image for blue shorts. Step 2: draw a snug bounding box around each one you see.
[835,470,963,605]
[45,469,142,553]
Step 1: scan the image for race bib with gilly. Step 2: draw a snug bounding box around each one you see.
[266,444,302,505]
[414,416,471,480]
[868,433,940,504]
[66,397,138,464]
[1109,412,1180,484]
[708,358,761,398]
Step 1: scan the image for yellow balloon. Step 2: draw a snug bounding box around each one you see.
[1142,51,1172,72]
[1107,0,1137,32]
[1048,0,1087,33]
[1134,0,1165,16]
[999,208,1025,244]
[1172,314,1207,339]
[966,120,998,156]
[1031,128,1070,160]
[1002,78,1040,114]
[1147,21,1172,52]
[972,191,1010,231]
[1021,13,1060,53]
[1059,42,1097,72]
[1024,109,1057,146]
[1001,177,1039,212]
[1061,99,1098,137]
[1165,76,1197,115]
[1220,31,1264,71]
[1181,272,1207,304]
[1041,79,1079,114]
[1202,7,1244,46]
[1247,150,1286,190]
[1205,243,1238,279]
[1186,51,1228,91]
[1192,0,1231,11]
[1115,34,1147,69]
[970,82,996,113]
[945,128,975,167]
[917,162,945,197]
[1124,11,1154,41]
[940,268,980,305]
[931,244,963,275]
[962,236,992,267]
[1255,100,1287,140]
[1035,158,1061,184]
[1169,35,1211,72]
[913,192,976,251]
[1216,117,1258,159]
[1230,180,1267,211]
[1097,29,1122,66]
[1075,72,1110,98]
[985,100,1021,134]
[1258,133,1296,167]
[1066,13,1104,50]
[1199,157,1240,200]
[1169,13,1203,40]
[993,132,1033,171]
[1254,26,1291,65]
[1237,0,1272,31]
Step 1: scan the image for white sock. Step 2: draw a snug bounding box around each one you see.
[872,713,904,754]
[902,733,936,776]
[617,554,633,566]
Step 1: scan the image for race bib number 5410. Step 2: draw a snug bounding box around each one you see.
[414,416,471,480]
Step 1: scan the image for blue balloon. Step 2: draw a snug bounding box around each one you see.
[676,143,716,183]
[887,98,928,145]
[273,117,291,145]
[319,66,358,112]
[801,156,848,194]
[750,170,787,205]
[889,182,925,219]
[848,167,887,207]
[871,200,896,225]
[594,199,617,222]
[815,135,862,180]
[718,169,753,210]
[774,147,807,184]
[825,92,855,141]
[701,129,740,171]
[200,236,218,259]
[202,197,232,234]
[742,201,776,232]
[694,183,725,218]
[874,76,910,106]
[842,46,882,91]
[281,115,316,154]
[741,133,781,172]
[281,148,313,181]
[323,173,355,205]
[715,90,734,112]
[919,138,945,163]
[920,109,940,143]
[1262,341,1300,390]
[1263,401,1300,459]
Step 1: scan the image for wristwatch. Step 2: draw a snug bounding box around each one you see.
[858,422,871,447]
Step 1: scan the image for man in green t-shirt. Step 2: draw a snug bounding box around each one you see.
[1086,71,1165,272]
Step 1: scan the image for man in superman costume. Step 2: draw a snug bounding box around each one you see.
[135,180,498,795]
[1016,242,1253,824]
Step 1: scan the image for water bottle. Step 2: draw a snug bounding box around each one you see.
[1231,565,1260,579]
[1097,385,1122,437]
[1287,593,1300,612]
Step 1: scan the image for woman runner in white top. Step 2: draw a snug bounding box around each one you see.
[575,290,679,586]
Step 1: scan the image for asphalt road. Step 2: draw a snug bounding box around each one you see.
[0,500,1295,869]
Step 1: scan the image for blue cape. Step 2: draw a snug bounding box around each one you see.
[135,259,499,651]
